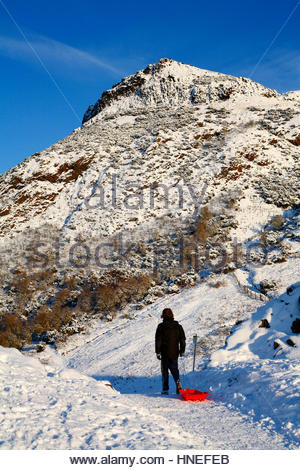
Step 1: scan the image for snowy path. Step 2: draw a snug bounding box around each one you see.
[105,382,287,449]
[62,282,292,449]
[1,345,285,450]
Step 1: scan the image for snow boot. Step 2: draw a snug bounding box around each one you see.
[176,379,182,394]
[161,390,169,395]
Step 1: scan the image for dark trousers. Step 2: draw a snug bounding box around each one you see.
[161,356,180,391]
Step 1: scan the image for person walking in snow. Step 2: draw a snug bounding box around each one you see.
[155,308,186,395]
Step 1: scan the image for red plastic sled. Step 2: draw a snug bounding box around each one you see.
[179,388,210,401]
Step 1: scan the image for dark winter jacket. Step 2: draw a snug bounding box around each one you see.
[155,319,186,359]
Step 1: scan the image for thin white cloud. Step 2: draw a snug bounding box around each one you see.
[0,34,121,75]
[224,49,300,93]
[248,50,300,91]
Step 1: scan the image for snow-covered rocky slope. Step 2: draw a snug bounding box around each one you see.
[0,58,299,244]
[212,282,300,363]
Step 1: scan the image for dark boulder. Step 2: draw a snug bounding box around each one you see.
[287,286,294,296]
[259,279,277,294]
[291,318,300,334]
[259,319,270,328]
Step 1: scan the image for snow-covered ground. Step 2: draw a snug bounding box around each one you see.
[1,264,299,450]
[0,347,198,450]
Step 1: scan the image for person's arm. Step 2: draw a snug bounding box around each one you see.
[155,324,162,355]
[179,325,186,356]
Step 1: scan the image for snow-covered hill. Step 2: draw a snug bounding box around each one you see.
[0,58,299,347]
[0,59,299,450]
[0,58,299,244]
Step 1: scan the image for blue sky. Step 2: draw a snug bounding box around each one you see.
[0,0,299,173]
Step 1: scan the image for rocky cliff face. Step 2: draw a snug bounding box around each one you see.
[82,58,278,123]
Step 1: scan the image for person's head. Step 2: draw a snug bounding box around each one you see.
[161,308,174,320]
